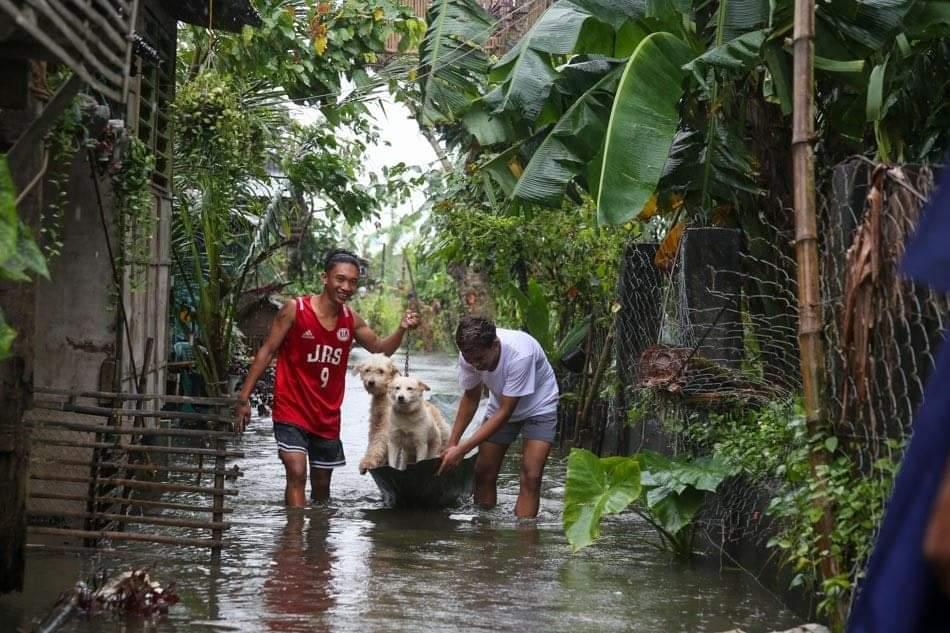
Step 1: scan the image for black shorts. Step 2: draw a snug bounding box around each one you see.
[273,422,346,470]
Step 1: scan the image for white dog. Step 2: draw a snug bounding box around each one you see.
[386,376,450,471]
[352,354,399,474]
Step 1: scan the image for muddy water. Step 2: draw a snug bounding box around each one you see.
[2,350,800,632]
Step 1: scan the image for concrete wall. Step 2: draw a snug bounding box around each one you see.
[32,156,117,392]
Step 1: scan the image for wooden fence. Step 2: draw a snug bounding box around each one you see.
[26,388,243,563]
[0,0,140,102]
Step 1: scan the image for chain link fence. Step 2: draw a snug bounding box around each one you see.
[603,160,945,579]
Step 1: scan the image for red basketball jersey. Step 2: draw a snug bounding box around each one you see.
[272,296,355,439]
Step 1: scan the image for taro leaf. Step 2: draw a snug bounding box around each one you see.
[596,32,693,225]
[564,449,642,552]
[648,487,706,535]
[638,451,734,536]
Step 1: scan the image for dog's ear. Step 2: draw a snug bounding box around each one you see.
[388,365,399,378]
[418,381,431,391]
[352,362,364,375]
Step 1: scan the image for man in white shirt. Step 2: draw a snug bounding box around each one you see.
[438,316,559,518]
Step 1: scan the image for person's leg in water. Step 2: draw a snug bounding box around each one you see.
[310,467,332,503]
[474,441,509,509]
[515,439,551,518]
[279,450,308,507]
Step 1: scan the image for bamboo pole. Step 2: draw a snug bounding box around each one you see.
[29,418,237,438]
[28,526,220,549]
[39,438,243,458]
[34,402,235,425]
[33,387,240,407]
[28,509,230,531]
[32,457,241,477]
[29,474,238,496]
[792,0,845,625]
[30,492,233,514]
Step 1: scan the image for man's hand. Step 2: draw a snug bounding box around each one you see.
[437,445,466,476]
[234,400,251,433]
[401,310,420,331]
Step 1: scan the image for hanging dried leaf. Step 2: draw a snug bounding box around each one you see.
[839,166,885,424]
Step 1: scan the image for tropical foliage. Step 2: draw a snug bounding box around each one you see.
[170,0,425,393]
[0,157,49,360]
[407,0,948,621]
[564,448,735,556]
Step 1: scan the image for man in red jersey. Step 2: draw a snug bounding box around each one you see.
[236,249,419,506]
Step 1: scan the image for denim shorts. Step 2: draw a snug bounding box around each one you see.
[486,413,558,445]
[273,422,346,469]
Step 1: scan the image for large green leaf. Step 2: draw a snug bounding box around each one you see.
[720,0,770,42]
[417,0,494,125]
[564,449,642,552]
[462,102,516,146]
[657,124,763,202]
[487,0,615,122]
[0,156,48,282]
[596,32,693,225]
[511,65,622,206]
[817,0,916,52]
[637,451,734,536]
[0,307,14,361]
[684,29,768,87]
[0,157,16,262]
[507,279,555,354]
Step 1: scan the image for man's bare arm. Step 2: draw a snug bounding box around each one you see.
[352,309,419,355]
[448,386,484,446]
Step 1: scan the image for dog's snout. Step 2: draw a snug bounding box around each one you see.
[397,394,405,402]
[367,380,375,387]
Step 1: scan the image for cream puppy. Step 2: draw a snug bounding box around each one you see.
[352,354,399,474]
[386,376,450,471]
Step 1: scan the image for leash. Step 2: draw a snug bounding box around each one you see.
[403,252,419,376]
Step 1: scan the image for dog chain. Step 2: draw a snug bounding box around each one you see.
[403,331,411,376]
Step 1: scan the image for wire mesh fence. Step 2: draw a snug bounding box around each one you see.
[606,160,946,567]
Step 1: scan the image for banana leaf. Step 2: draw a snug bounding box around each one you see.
[511,64,623,206]
[417,0,494,125]
[597,32,694,225]
[486,0,615,122]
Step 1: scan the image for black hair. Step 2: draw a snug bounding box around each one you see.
[455,316,497,353]
[323,248,361,273]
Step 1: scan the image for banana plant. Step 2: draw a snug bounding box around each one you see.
[416,0,494,126]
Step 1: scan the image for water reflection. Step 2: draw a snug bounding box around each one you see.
[263,511,335,633]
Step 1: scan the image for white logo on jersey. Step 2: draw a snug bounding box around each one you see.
[337,328,350,342]
[306,345,343,365]
[302,329,315,340]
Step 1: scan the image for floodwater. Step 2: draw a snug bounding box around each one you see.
[2,350,801,633]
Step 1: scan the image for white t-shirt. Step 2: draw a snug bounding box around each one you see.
[457,328,559,421]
